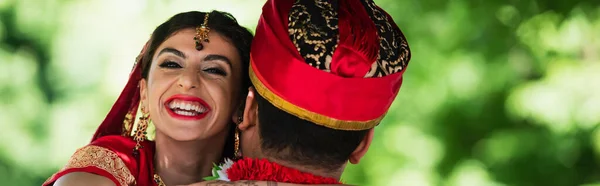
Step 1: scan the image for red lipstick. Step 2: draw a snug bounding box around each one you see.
[164,94,211,120]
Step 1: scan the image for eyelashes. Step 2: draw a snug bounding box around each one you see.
[158,61,182,69]
[203,68,227,76]
[158,61,227,76]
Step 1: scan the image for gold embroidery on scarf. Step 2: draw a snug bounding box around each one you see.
[288,0,338,72]
[288,0,410,78]
[61,145,135,186]
[362,0,410,78]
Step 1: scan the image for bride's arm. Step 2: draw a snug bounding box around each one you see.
[179,180,352,186]
[54,172,116,186]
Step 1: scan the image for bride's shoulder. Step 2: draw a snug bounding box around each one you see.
[43,135,141,186]
[69,135,138,162]
[43,135,157,186]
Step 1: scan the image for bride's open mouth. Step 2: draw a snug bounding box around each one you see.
[164,94,211,120]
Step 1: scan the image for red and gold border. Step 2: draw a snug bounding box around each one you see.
[250,64,385,131]
[60,145,135,186]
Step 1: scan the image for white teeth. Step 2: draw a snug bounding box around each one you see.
[195,106,205,113]
[169,102,182,109]
[174,110,196,116]
[168,100,207,114]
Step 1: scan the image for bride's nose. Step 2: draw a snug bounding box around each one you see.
[177,70,200,90]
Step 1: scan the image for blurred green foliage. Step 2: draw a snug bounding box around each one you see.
[1,0,599,185]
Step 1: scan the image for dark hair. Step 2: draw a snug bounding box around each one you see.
[141,11,253,159]
[255,94,369,171]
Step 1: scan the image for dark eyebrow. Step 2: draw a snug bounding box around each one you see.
[203,54,232,68]
[157,47,186,59]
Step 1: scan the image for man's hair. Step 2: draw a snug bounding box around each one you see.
[255,93,369,171]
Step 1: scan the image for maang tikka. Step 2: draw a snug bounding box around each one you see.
[193,13,211,50]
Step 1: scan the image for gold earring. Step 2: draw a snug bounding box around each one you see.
[234,127,242,159]
[133,106,150,157]
[232,115,243,159]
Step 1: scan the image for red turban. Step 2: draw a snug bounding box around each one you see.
[250,0,411,130]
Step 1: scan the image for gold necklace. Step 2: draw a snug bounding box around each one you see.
[153,173,166,186]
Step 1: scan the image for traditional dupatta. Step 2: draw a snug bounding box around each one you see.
[43,40,158,186]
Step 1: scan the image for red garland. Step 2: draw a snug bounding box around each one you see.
[226,158,341,184]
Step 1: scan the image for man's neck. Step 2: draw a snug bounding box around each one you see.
[264,156,344,180]
[154,130,227,185]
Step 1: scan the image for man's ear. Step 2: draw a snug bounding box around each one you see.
[348,128,375,164]
[237,87,259,131]
[231,97,246,125]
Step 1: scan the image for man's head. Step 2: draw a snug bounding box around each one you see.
[237,88,375,174]
[236,0,411,178]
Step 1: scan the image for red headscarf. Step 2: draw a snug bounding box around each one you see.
[91,40,151,142]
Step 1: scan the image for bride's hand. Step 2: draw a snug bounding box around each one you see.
[178,180,350,186]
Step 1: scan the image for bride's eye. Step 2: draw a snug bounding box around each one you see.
[159,61,182,69]
[203,68,227,76]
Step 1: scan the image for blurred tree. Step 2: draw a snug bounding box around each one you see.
[0,0,599,185]
[342,0,600,186]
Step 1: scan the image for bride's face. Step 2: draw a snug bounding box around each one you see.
[140,28,243,141]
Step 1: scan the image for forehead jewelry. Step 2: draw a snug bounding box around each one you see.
[193,13,211,50]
